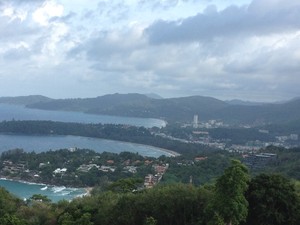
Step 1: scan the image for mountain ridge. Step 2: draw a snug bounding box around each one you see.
[0,95,53,105]
[1,94,300,125]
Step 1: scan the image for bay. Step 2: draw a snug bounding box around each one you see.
[0,134,173,157]
[0,178,86,202]
[0,104,166,128]
[0,104,171,201]
[0,135,173,202]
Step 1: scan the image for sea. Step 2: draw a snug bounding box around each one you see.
[0,178,86,202]
[0,103,168,202]
[0,103,166,128]
[0,134,172,157]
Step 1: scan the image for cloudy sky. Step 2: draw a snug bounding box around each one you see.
[0,0,299,101]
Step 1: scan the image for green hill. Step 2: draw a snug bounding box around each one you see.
[2,93,300,126]
[0,95,52,105]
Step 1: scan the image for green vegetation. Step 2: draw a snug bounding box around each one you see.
[0,161,299,225]
[250,146,300,179]
[0,95,52,106]
[245,174,299,225]
[22,93,300,125]
[0,119,300,224]
[1,120,300,185]
[160,152,232,185]
[0,149,151,187]
[161,123,275,144]
[210,160,250,225]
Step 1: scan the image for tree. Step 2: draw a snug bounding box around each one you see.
[245,173,300,225]
[58,212,75,225]
[76,213,93,225]
[29,194,51,203]
[144,216,157,225]
[0,214,24,225]
[108,178,143,193]
[0,188,23,218]
[210,160,250,225]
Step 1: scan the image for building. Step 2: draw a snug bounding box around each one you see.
[290,134,299,141]
[77,164,99,172]
[193,114,198,128]
[53,168,67,174]
[144,174,159,189]
[243,153,277,169]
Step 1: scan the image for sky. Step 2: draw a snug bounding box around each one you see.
[0,0,300,101]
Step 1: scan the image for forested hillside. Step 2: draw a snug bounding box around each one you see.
[0,95,52,105]
[0,160,299,225]
[11,93,300,125]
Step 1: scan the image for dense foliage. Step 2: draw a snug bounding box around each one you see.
[0,149,151,187]
[245,174,300,225]
[22,93,300,125]
[251,146,300,179]
[210,160,250,225]
[160,152,231,185]
[0,162,299,225]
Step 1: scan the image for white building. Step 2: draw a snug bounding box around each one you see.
[193,115,198,128]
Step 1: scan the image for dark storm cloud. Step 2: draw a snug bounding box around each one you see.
[145,1,300,44]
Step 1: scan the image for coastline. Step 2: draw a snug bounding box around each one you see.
[0,176,48,187]
[81,138,181,157]
[63,135,181,157]
[0,177,88,202]
[0,133,180,158]
[152,146,180,157]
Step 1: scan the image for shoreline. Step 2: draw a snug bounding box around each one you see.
[0,177,47,186]
[0,177,89,201]
[0,133,181,158]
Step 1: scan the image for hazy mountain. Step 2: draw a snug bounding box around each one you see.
[0,95,52,105]
[225,99,267,106]
[27,94,228,121]
[27,93,152,112]
[3,94,300,126]
[215,99,300,125]
[144,93,163,99]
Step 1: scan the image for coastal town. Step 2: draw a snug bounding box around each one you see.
[0,148,170,190]
[0,115,298,191]
[154,115,300,153]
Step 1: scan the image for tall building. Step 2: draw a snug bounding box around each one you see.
[193,114,198,128]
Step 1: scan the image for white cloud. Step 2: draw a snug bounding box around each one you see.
[0,0,299,101]
[32,1,64,26]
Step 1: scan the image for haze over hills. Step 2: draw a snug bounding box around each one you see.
[1,93,300,126]
[0,95,52,105]
[225,99,267,106]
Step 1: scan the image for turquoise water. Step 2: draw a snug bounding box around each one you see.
[0,179,86,202]
[0,104,166,128]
